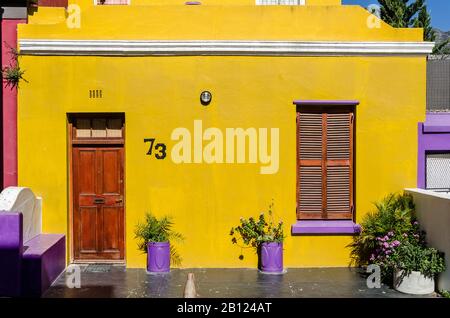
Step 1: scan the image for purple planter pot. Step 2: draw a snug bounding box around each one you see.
[259,242,284,273]
[147,242,170,273]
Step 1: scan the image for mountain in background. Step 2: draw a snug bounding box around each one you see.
[434,28,450,46]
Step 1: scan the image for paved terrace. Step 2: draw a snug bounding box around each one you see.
[43,267,436,298]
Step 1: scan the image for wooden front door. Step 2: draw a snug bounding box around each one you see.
[73,147,124,261]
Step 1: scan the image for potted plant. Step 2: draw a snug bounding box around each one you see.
[230,202,285,274]
[348,192,446,294]
[348,193,423,281]
[135,212,184,274]
[391,242,445,295]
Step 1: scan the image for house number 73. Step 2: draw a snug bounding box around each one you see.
[144,138,167,160]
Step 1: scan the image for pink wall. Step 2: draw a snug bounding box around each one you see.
[2,19,26,189]
[38,0,68,6]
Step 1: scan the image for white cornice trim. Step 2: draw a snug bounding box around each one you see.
[18,39,434,56]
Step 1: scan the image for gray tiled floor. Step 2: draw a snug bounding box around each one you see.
[43,266,437,298]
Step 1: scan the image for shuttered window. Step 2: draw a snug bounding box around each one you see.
[297,107,354,220]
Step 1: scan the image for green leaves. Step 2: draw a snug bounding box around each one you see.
[391,242,445,278]
[2,65,26,89]
[229,202,284,257]
[377,0,435,41]
[440,290,450,298]
[348,192,446,283]
[413,4,435,42]
[432,40,450,55]
[1,43,26,89]
[134,212,184,266]
[348,192,418,267]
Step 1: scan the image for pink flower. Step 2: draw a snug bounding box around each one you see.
[383,242,390,248]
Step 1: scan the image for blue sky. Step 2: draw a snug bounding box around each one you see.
[342,0,450,31]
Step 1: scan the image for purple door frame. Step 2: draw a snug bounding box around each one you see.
[418,112,450,189]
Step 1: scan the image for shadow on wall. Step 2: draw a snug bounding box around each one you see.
[406,188,450,292]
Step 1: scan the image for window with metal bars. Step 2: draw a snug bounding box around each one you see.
[296,106,354,220]
[426,153,450,192]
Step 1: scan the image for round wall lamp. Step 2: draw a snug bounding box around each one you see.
[200,91,212,106]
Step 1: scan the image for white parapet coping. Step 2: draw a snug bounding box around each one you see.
[18,39,435,56]
[405,188,450,200]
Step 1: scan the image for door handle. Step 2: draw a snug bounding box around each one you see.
[116,198,123,203]
[93,197,105,204]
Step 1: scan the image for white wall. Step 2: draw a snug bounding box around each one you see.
[406,188,450,291]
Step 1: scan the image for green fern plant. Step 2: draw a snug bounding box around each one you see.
[1,43,26,89]
[347,192,438,283]
[348,192,421,267]
[2,65,26,89]
[134,212,184,266]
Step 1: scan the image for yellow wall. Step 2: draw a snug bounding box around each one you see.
[68,0,341,8]
[23,5,421,41]
[17,4,426,268]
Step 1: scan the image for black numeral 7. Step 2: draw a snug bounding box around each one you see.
[144,138,155,155]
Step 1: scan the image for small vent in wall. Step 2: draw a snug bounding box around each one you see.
[89,90,103,98]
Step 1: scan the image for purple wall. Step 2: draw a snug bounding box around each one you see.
[418,112,450,189]
[0,213,23,297]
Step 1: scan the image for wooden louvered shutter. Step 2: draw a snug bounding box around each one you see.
[297,112,324,218]
[297,108,354,220]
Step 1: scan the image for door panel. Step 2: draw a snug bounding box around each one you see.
[102,150,120,194]
[78,150,96,194]
[80,207,98,252]
[102,206,122,252]
[73,147,124,261]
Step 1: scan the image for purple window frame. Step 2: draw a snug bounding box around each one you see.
[292,100,361,235]
[418,112,450,189]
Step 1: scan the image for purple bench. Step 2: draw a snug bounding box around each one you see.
[0,212,66,297]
